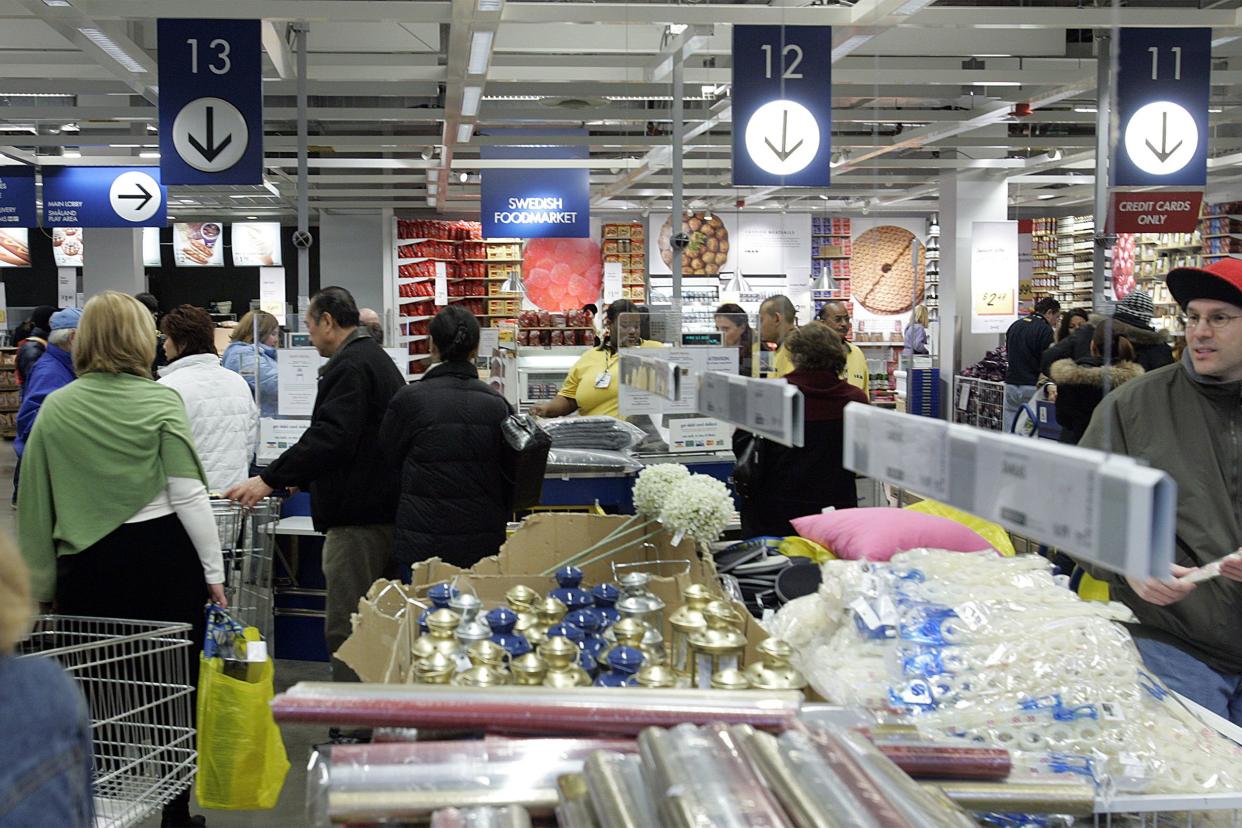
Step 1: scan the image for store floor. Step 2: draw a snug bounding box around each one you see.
[0,446,324,827]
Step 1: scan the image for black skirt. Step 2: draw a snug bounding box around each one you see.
[56,513,209,679]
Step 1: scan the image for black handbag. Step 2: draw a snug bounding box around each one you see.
[501,414,552,510]
[731,432,761,501]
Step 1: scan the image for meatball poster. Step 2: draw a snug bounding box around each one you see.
[649,211,811,277]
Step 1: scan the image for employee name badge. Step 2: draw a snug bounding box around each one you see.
[595,369,612,389]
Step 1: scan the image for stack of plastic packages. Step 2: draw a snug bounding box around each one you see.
[959,347,1008,382]
[539,416,646,474]
[768,549,1242,801]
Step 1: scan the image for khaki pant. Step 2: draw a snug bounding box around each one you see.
[322,524,396,682]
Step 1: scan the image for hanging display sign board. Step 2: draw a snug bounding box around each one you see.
[43,167,166,228]
[258,266,285,319]
[0,229,30,268]
[969,220,1019,334]
[0,167,36,228]
[619,346,738,416]
[1109,191,1203,234]
[843,404,1177,580]
[1113,28,1211,187]
[697,371,804,447]
[276,348,326,417]
[731,25,832,187]
[480,128,590,239]
[157,19,263,184]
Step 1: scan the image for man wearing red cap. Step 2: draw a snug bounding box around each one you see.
[1079,259,1242,724]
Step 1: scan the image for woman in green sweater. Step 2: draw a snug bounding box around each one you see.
[17,291,225,828]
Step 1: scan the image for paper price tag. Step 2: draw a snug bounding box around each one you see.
[603,261,623,304]
[434,261,448,306]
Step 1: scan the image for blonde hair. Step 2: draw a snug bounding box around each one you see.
[913,305,928,327]
[231,310,280,345]
[74,291,156,379]
[0,534,33,653]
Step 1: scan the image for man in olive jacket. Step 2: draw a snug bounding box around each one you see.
[227,286,405,682]
[1079,259,1242,724]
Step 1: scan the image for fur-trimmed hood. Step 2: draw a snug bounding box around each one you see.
[1086,313,1169,347]
[1049,357,1145,388]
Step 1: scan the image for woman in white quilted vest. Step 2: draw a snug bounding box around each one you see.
[158,305,259,493]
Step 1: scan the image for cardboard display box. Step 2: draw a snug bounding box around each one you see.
[337,513,768,684]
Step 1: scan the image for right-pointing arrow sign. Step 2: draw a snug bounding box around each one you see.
[172,96,248,174]
[116,181,153,212]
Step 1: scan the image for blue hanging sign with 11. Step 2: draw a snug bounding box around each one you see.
[731,25,832,187]
[1113,28,1211,187]
[157,19,263,185]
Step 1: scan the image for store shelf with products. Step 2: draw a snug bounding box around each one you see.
[0,347,16,439]
[602,222,648,302]
[392,218,529,376]
[648,277,720,333]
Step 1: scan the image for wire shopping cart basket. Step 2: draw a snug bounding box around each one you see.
[17,615,196,828]
[211,496,281,643]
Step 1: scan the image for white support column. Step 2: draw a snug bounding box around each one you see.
[81,229,144,297]
[319,211,387,317]
[937,169,1007,403]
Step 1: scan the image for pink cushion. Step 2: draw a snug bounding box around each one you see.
[790,508,993,562]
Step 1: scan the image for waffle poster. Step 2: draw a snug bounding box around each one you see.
[969,220,1020,334]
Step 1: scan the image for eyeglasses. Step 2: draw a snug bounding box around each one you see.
[1185,312,1242,330]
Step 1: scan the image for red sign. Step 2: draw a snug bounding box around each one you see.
[1109,191,1203,233]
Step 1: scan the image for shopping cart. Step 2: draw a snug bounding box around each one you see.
[17,615,196,828]
[211,496,280,643]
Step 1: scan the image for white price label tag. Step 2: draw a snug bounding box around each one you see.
[603,260,623,304]
[434,261,448,306]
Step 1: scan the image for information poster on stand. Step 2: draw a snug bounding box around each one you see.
[277,349,326,416]
[969,221,1019,334]
[258,266,285,319]
[620,347,738,416]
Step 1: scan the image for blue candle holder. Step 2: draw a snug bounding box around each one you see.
[594,646,644,687]
[591,583,622,627]
[486,607,532,658]
[420,582,460,633]
[550,566,595,612]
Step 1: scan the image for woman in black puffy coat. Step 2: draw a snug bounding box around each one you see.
[379,305,512,572]
[1049,323,1144,444]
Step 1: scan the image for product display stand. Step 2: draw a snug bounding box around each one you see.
[0,346,17,438]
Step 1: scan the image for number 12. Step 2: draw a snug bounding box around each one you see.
[761,43,804,80]
[1148,46,1182,81]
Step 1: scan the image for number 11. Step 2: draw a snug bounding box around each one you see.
[1148,45,1182,80]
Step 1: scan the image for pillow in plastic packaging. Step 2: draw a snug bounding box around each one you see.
[546,448,644,475]
[540,416,646,451]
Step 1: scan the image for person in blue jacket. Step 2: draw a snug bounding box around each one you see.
[15,308,82,464]
[222,310,280,418]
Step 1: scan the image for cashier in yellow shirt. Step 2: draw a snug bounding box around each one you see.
[817,300,870,396]
[759,294,799,378]
[532,299,663,420]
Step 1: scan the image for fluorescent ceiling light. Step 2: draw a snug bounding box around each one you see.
[42,0,72,6]
[1037,194,1057,200]
[146,123,157,132]
[1210,107,1224,113]
[78,27,148,73]
[892,0,936,15]
[0,93,72,98]
[462,86,482,118]
[477,0,502,10]
[831,35,872,63]
[969,81,1022,87]
[467,30,494,75]
[0,125,36,133]
[1212,35,1240,48]
[62,148,80,158]
[263,178,280,197]
[668,23,688,35]
[1073,105,1097,113]
[246,216,259,220]
[138,151,159,158]
[457,123,474,143]
[61,123,79,133]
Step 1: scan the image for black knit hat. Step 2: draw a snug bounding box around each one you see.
[1112,290,1154,330]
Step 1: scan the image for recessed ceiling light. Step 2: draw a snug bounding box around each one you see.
[138,151,160,158]
[62,148,80,158]
[467,30,494,75]
[43,0,73,6]
[1073,105,1097,114]
[459,171,469,183]
[246,215,259,220]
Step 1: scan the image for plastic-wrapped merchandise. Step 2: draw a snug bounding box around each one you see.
[540,416,646,451]
[273,682,804,736]
[872,742,1011,781]
[582,751,660,828]
[777,549,1242,796]
[638,725,793,827]
[429,805,533,828]
[306,738,631,825]
[546,448,644,475]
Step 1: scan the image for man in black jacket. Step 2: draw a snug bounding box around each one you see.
[1039,290,1175,377]
[227,286,406,682]
[1003,297,1060,432]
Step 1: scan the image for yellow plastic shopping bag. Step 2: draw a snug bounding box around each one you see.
[195,607,289,810]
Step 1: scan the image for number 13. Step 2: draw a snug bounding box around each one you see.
[187,38,231,75]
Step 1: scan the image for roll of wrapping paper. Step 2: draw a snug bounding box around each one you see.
[708,724,793,825]
[827,731,978,828]
[796,731,914,828]
[638,725,791,828]
[876,743,1012,781]
[734,726,865,828]
[429,805,534,828]
[314,738,633,823]
[272,682,803,735]
[583,751,661,828]
[555,773,601,828]
[929,781,1096,816]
